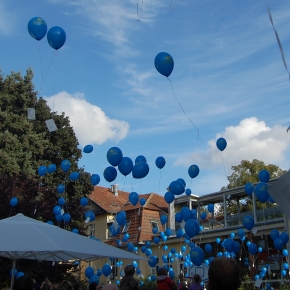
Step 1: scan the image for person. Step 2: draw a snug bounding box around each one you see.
[89,282,99,290]
[189,274,202,290]
[40,278,52,290]
[119,265,139,290]
[13,275,34,290]
[156,268,175,290]
[208,257,241,290]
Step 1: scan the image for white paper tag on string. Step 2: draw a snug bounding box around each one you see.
[27,108,36,120]
[113,220,118,231]
[252,227,258,235]
[61,209,64,215]
[45,119,57,132]
[85,217,90,224]
[52,262,55,266]
[180,220,185,229]
[255,279,262,288]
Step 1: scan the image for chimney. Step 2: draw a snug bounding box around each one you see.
[111,184,118,196]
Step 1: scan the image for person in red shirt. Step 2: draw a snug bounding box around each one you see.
[156,268,175,290]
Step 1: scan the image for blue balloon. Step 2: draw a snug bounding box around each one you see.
[47,164,56,174]
[176,228,184,238]
[90,174,100,186]
[58,197,65,206]
[152,227,158,234]
[38,165,47,176]
[280,232,289,244]
[216,138,227,151]
[216,238,221,244]
[47,221,54,225]
[107,147,123,166]
[10,197,18,207]
[47,26,66,50]
[155,156,166,169]
[118,157,133,176]
[145,248,152,257]
[69,172,80,181]
[132,161,149,179]
[80,197,88,206]
[248,243,257,255]
[85,266,94,279]
[16,272,24,279]
[184,219,200,238]
[153,236,160,244]
[224,239,235,253]
[116,211,126,225]
[129,192,139,206]
[175,212,183,223]
[188,165,199,178]
[177,178,186,187]
[57,184,65,194]
[169,180,185,196]
[60,160,71,172]
[185,188,192,196]
[164,191,175,204]
[135,155,147,164]
[208,204,214,213]
[160,215,168,225]
[154,52,174,77]
[148,255,157,267]
[270,229,280,241]
[103,166,117,182]
[243,215,254,230]
[102,264,112,277]
[237,229,245,239]
[205,244,212,253]
[53,205,61,215]
[268,195,275,203]
[110,224,120,236]
[122,233,129,242]
[200,212,207,220]
[190,247,205,266]
[274,238,284,250]
[165,228,172,237]
[83,145,93,153]
[234,241,241,254]
[140,198,146,206]
[89,275,99,284]
[141,245,146,253]
[255,182,269,202]
[55,214,63,222]
[84,211,95,222]
[27,17,47,41]
[259,169,270,183]
[183,208,194,222]
[72,228,79,234]
[63,213,71,223]
[10,269,18,276]
[244,182,254,195]
[127,242,134,251]
[281,270,287,277]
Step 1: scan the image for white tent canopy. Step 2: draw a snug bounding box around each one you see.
[0,214,146,288]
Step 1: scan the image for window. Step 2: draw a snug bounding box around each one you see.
[122,221,131,233]
[89,223,95,237]
[151,220,159,231]
[107,222,113,238]
[110,258,119,280]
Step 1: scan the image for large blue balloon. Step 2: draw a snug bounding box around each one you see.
[224,239,235,253]
[110,224,120,236]
[160,215,168,225]
[216,138,227,151]
[84,211,95,222]
[107,147,123,166]
[47,164,57,174]
[190,247,205,266]
[183,208,194,222]
[244,182,254,195]
[200,212,207,220]
[140,198,146,206]
[27,17,47,41]
[116,211,126,225]
[248,243,257,255]
[129,192,139,206]
[280,232,289,244]
[208,204,214,213]
[135,155,147,164]
[155,156,166,169]
[243,215,254,231]
[188,165,199,178]
[60,160,71,172]
[89,275,99,284]
[132,161,149,179]
[85,266,94,279]
[53,205,61,215]
[91,174,100,185]
[102,264,112,277]
[103,166,117,182]
[258,169,270,183]
[255,182,269,202]
[118,157,133,176]
[175,212,183,223]
[47,26,66,50]
[148,256,157,267]
[237,229,245,239]
[184,219,200,238]
[205,244,212,253]
[83,145,93,153]
[270,229,280,241]
[154,52,174,77]
[164,191,175,204]
[169,180,185,195]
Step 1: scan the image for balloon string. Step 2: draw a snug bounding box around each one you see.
[136,0,143,22]
[167,78,202,141]
[264,0,290,82]
[221,151,228,186]
[35,51,57,106]
[53,51,58,112]
[38,42,44,83]
[122,176,126,191]
[158,169,162,193]
[170,0,174,9]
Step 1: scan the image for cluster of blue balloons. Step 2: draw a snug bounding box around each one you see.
[28,17,66,50]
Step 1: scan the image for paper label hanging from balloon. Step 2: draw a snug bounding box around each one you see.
[27,108,36,120]
[255,280,262,288]
[45,119,58,132]
[61,209,64,215]
[180,220,185,229]
[84,217,90,224]
[252,227,258,235]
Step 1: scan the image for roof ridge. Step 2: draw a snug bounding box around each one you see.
[144,192,154,207]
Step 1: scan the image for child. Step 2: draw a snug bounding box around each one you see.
[156,268,175,290]
[189,274,203,290]
[120,265,139,290]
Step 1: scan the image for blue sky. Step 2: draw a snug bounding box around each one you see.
[1,0,290,196]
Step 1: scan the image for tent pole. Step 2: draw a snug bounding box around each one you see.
[10,259,16,290]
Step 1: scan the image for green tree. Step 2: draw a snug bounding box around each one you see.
[0,69,94,285]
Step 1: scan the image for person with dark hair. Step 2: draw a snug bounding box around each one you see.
[156,268,175,290]
[89,282,99,290]
[189,274,202,290]
[13,275,34,290]
[208,257,241,290]
[120,265,139,290]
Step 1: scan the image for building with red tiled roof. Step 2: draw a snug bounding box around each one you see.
[88,185,168,246]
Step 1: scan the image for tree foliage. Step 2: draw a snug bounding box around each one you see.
[0,69,94,285]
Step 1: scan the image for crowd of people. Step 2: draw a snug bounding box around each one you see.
[12,257,241,290]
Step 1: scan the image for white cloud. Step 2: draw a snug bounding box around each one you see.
[175,117,290,171]
[44,91,130,145]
